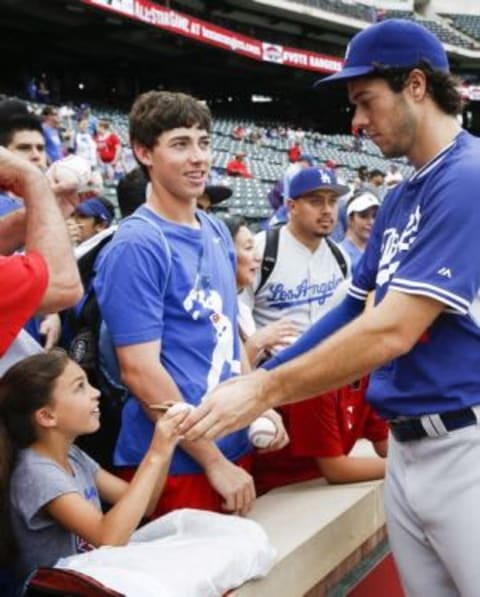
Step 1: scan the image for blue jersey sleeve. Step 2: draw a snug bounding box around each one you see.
[94,230,170,347]
[262,294,364,370]
[389,171,480,314]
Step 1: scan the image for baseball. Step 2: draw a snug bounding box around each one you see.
[168,402,195,416]
[47,155,92,192]
[248,416,277,449]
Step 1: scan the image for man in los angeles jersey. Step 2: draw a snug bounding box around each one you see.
[185,19,480,596]
[243,166,350,337]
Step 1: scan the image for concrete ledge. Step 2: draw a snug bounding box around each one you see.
[232,444,386,597]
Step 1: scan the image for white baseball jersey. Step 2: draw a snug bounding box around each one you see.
[241,226,350,334]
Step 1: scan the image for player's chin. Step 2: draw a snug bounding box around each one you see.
[314,226,332,237]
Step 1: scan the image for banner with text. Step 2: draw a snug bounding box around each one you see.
[81,0,343,74]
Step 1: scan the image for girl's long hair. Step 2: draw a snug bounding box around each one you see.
[0,349,69,566]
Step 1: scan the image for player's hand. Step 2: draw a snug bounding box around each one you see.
[256,408,290,453]
[39,313,62,350]
[204,456,256,516]
[182,368,271,441]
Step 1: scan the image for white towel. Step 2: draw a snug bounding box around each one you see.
[56,509,276,597]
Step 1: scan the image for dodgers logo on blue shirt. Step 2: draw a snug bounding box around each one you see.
[377,205,421,287]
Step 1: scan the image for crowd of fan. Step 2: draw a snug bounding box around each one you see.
[0,90,402,595]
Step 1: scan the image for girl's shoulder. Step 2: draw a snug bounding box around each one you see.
[69,445,100,476]
[11,447,100,518]
[11,446,98,488]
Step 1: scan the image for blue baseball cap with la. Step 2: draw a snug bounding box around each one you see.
[315,19,449,87]
[290,167,350,199]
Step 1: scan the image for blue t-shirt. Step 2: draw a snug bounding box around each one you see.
[350,131,480,418]
[0,193,22,216]
[340,237,362,273]
[95,206,250,472]
[42,124,62,163]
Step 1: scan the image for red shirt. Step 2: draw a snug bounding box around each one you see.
[226,159,253,178]
[96,132,120,163]
[252,378,388,494]
[288,145,301,163]
[0,252,48,356]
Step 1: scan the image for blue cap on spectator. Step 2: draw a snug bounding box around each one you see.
[315,19,449,86]
[76,198,113,225]
[299,153,315,166]
[290,167,349,199]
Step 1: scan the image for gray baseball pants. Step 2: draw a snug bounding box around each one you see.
[385,426,480,597]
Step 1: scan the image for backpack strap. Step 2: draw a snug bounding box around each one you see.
[77,233,115,289]
[127,212,172,281]
[255,226,281,295]
[325,236,348,279]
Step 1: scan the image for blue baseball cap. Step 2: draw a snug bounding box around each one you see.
[76,198,113,225]
[315,19,449,87]
[289,167,350,199]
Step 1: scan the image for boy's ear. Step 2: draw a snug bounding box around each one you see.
[133,142,153,169]
[34,406,57,429]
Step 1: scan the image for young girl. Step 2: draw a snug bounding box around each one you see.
[0,349,186,586]
[220,214,298,367]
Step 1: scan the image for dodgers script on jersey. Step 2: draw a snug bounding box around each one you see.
[349,131,480,418]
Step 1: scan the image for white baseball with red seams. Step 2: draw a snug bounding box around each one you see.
[248,416,277,448]
[168,402,195,416]
[47,155,92,191]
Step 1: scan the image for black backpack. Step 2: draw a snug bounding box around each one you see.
[67,234,114,378]
[66,231,126,471]
[256,225,348,294]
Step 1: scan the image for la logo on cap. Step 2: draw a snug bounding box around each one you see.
[319,168,333,184]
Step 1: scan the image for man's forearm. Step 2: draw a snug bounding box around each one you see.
[317,455,385,483]
[263,294,364,371]
[23,174,82,310]
[264,292,444,409]
[264,311,393,408]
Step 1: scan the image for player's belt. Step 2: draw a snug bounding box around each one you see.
[390,406,480,442]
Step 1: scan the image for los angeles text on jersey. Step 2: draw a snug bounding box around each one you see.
[265,273,344,309]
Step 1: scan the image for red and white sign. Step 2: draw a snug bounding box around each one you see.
[81,0,343,74]
[459,85,480,102]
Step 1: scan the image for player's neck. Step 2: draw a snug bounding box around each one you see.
[287,222,322,252]
[147,184,199,228]
[409,113,461,170]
